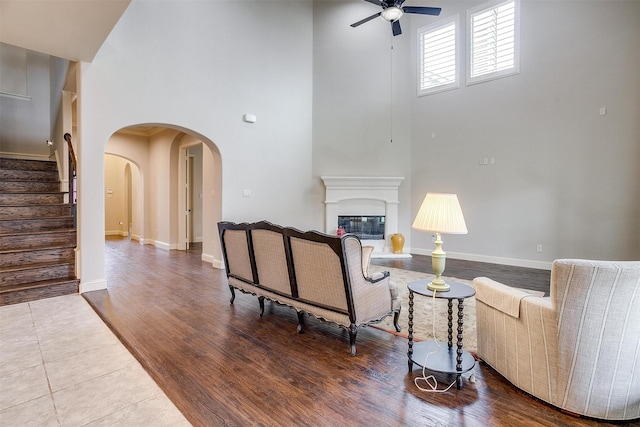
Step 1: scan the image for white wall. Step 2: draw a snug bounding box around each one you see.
[76,0,314,289]
[0,48,51,158]
[312,1,414,249]
[407,0,640,266]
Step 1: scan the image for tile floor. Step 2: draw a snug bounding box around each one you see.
[0,294,191,426]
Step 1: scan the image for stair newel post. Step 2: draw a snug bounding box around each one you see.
[63,133,77,228]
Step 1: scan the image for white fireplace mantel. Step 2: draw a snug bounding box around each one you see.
[321,176,410,258]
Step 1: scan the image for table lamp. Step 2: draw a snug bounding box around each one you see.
[412,193,468,292]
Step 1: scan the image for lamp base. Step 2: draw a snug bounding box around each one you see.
[427,280,450,292]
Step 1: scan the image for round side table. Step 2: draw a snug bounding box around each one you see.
[407,279,476,390]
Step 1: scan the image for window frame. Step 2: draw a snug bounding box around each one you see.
[466,0,520,86]
[417,15,461,97]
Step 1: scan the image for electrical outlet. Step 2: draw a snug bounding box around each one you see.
[536,244,543,253]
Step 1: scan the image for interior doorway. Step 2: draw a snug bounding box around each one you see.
[179,142,203,252]
[184,152,193,249]
[104,126,223,268]
[103,154,143,241]
[125,163,133,239]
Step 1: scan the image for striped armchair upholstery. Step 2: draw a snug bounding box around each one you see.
[474,259,640,420]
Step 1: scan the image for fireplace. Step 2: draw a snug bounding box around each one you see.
[321,176,410,258]
[338,215,385,240]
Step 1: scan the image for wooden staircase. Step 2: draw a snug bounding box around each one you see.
[0,158,79,305]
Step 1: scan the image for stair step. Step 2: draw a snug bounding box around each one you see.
[0,217,74,233]
[0,229,76,251]
[0,157,78,306]
[0,204,72,220]
[0,169,59,182]
[0,192,65,205]
[0,158,57,172]
[0,181,61,193]
[0,279,79,306]
[0,246,76,268]
[0,262,75,287]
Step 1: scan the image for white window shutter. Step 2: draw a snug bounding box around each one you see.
[468,0,519,85]
[418,16,460,96]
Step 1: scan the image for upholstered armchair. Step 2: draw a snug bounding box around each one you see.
[474,259,640,421]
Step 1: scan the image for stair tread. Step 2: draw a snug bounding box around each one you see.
[0,178,59,182]
[0,244,76,255]
[0,216,74,221]
[0,228,76,236]
[0,278,80,294]
[1,260,75,272]
[0,203,70,207]
[0,191,67,194]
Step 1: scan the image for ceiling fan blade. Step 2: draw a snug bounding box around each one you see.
[402,6,442,16]
[351,12,382,28]
[392,20,402,36]
[364,0,383,5]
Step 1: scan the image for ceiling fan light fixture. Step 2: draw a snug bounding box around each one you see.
[381,6,404,22]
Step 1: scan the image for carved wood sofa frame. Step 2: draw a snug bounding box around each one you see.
[218,221,401,355]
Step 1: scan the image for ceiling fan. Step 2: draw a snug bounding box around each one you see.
[351,0,441,36]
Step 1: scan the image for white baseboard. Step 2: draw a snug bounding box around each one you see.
[150,240,171,251]
[411,248,552,271]
[202,253,224,269]
[371,252,412,259]
[79,278,107,293]
[105,230,128,237]
[0,151,50,161]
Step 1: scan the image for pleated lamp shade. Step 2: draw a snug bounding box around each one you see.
[412,193,468,234]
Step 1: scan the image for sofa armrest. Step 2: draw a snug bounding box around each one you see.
[361,245,374,278]
[351,273,396,321]
[366,270,389,284]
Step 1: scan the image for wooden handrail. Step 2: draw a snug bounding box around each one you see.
[63,133,77,174]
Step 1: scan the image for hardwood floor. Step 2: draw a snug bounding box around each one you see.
[84,238,629,427]
[372,255,552,295]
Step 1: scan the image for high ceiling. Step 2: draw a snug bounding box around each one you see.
[0,0,131,62]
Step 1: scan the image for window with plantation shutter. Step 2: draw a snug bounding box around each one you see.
[467,0,519,85]
[417,16,460,96]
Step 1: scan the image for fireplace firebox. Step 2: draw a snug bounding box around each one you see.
[338,216,385,240]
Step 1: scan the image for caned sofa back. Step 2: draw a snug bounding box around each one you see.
[218,221,356,317]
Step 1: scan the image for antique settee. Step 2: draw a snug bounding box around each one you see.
[218,221,401,355]
[474,259,640,420]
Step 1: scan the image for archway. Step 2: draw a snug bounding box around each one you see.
[104,154,144,241]
[104,125,223,268]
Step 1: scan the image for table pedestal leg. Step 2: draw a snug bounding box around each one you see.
[456,298,465,389]
[407,290,414,372]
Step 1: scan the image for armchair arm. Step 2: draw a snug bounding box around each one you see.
[474,277,541,318]
[474,277,558,405]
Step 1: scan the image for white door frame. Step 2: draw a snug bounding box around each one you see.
[178,141,204,250]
